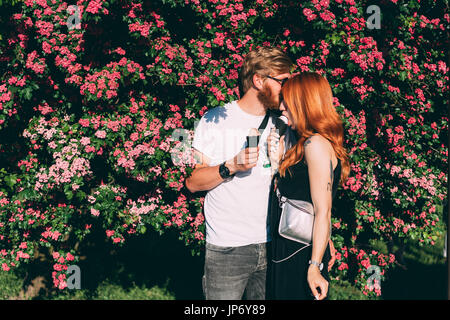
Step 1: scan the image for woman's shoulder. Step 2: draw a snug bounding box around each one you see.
[304,134,331,152]
[304,134,337,165]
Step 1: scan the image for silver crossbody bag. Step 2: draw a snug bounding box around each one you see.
[276,187,315,245]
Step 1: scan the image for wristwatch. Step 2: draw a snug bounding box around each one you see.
[219,162,234,180]
[309,260,324,271]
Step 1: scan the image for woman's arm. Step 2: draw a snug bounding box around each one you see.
[304,135,334,300]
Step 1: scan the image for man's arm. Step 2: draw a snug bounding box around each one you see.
[185,149,235,193]
[185,147,259,193]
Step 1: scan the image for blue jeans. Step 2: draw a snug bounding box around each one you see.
[202,242,268,300]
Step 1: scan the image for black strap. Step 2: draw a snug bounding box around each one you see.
[246,111,272,148]
[257,111,271,134]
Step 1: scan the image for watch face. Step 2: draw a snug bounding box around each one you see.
[219,163,230,178]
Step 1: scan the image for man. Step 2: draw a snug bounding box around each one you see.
[185,46,293,300]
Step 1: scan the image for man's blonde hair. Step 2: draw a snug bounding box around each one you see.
[239,46,294,94]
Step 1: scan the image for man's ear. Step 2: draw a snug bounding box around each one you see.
[252,73,265,90]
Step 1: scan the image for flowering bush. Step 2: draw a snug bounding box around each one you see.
[0,0,447,298]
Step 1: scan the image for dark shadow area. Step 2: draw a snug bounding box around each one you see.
[151,0,202,44]
[76,227,205,300]
[115,228,205,300]
[382,258,447,300]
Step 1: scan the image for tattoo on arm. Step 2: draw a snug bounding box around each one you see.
[330,160,334,184]
[304,138,312,147]
[327,160,333,192]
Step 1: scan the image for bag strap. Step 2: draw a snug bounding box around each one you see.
[257,111,271,134]
[276,188,287,207]
[272,244,311,264]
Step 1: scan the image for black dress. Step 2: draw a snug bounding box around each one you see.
[267,156,341,300]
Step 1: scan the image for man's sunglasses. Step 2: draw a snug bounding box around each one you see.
[266,75,289,87]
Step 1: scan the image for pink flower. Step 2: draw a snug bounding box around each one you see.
[80,137,91,146]
[16,78,26,87]
[332,68,345,77]
[86,1,103,14]
[130,132,139,141]
[8,76,17,85]
[115,47,126,55]
[95,130,106,139]
[320,11,334,21]
[338,263,348,271]
[303,8,317,21]
[91,208,100,216]
[79,119,90,127]
[213,32,225,46]
[361,258,371,269]
[351,76,364,85]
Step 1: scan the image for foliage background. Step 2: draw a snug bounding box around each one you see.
[0,0,448,299]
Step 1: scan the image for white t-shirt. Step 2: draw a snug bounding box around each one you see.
[192,100,276,247]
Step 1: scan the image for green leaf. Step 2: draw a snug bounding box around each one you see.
[5,174,17,189]
[65,190,73,200]
[75,190,86,201]
[24,87,32,100]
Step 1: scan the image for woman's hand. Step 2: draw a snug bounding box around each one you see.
[267,128,285,171]
[328,239,336,272]
[307,265,329,300]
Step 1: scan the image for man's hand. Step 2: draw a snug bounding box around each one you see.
[226,146,259,174]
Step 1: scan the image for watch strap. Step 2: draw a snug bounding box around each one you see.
[309,260,323,271]
[219,161,233,179]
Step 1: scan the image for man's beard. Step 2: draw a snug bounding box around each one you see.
[257,84,280,111]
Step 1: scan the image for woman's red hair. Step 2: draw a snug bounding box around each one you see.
[279,72,350,184]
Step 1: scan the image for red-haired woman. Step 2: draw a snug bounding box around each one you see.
[267,72,350,300]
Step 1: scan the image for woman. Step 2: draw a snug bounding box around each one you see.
[267,72,350,300]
